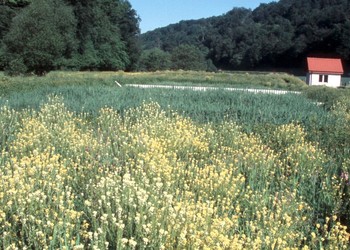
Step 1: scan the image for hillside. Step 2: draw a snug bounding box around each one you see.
[140,0,350,71]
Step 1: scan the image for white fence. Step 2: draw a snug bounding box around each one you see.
[125,84,301,95]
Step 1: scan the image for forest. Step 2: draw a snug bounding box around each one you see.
[0,0,140,75]
[140,0,350,72]
[1,0,350,74]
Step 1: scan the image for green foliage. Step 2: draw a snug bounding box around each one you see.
[0,0,140,73]
[0,72,350,247]
[0,71,307,97]
[0,45,7,70]
[138,48,171,71]
[4,57,27,76]
[322,96,350,160]
[0,85,323,124]
[302,86,350,110]
[141,0,350,70]
[69,0,138,71]
[2,0,77,75]
[171,44,207,71]
[112,0,141,71]
[0,6,16,70]
[0,71,327,133]
[0,94,350,248]
[0,5,15,40]
[1,0,30,7]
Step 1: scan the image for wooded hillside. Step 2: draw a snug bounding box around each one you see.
[1,0,349,74]
[140,0,350,72]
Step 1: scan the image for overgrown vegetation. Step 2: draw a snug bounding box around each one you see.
[1,71,350,248]
[303,86,350,110]
[0,0,140,75]
[0,92,350,248]
[2,0,350,74]
[141,0,350,71]
[0,70,307,97]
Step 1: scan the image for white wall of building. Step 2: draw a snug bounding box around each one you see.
[307,73,342,88]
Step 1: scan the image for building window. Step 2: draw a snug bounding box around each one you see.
[319,75,329,83]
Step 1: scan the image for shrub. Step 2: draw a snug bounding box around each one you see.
[4,58,27,76]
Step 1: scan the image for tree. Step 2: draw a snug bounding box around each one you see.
[336,20,350,61]
[171,44,207,71]
[69,0,139,71]
[0,5,15,70]
[2,0,77,75]
[0,5,16,40]
[0,0,31,7]
[113,0,141,71]
[138,48,171,71]
[141,0,350,70]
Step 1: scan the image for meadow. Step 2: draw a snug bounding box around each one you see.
[0,70,307,95]
[0,71,350,249]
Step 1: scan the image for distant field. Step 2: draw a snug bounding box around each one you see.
[0,70,328,129]
[0,84,322,123]
[0,70,307,95]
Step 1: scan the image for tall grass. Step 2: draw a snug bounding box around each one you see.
[0,96,349,249]
[1,84,347,171]
[0,70,307,96]
[302,86,350,110]
[1,71,350,248]
[0,75,347,163]
[0,84,340,158]
[0,85,326,123]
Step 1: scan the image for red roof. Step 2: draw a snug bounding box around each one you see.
[307,57,344,74]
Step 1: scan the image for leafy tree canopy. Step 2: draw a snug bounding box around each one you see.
[0,0,141,74]
[141,0,350,71]
[138,48,171,71]
[2,0,77,75]
[69,0,139,71]
[0,0,31,7]
[171,44,207,71]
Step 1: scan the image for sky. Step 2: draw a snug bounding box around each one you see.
[128,0,275,33]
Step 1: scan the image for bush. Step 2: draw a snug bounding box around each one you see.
[171,44,207,71]
[138,48,171,71]
[302,86,350,110]
[4,58,28,76]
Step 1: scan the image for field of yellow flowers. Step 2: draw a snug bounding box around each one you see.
[1,95,349,249]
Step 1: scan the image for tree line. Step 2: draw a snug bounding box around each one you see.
[1,0,350,75]
[0,0,140,75]
[140,0,350,72]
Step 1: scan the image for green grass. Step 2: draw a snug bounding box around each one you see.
[1,71,350,248]
[0,84,327,124]
[0,70,308,96]
[0,96,349,249]
[302,85,350,110]
[0,70,345,160]
[1,69,349,168]
[0,84,342,164]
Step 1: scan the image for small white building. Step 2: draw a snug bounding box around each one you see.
[306,57,344,88]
